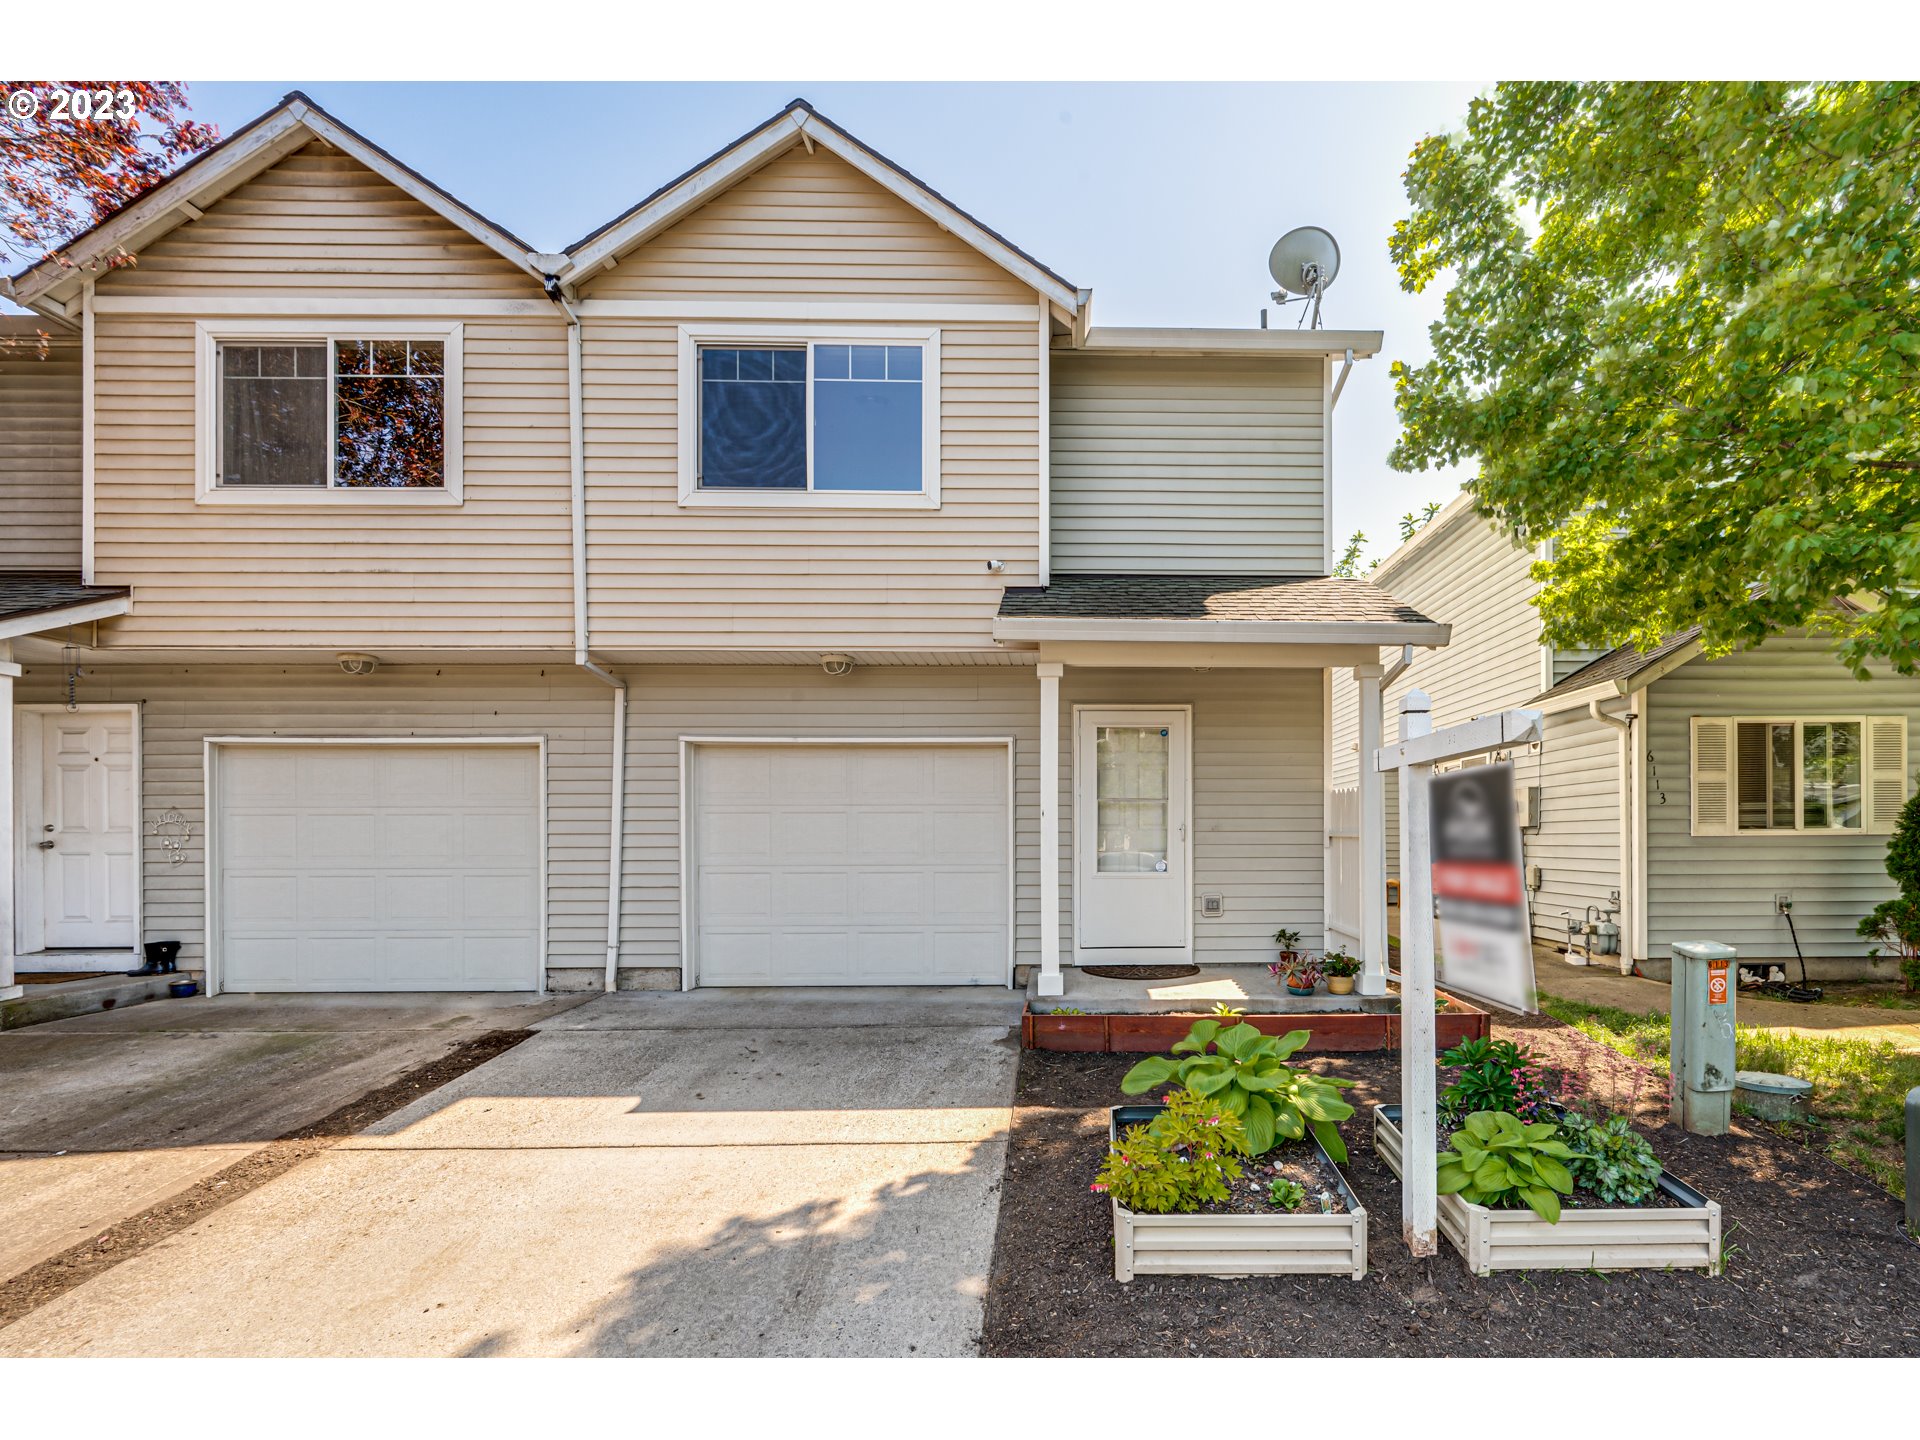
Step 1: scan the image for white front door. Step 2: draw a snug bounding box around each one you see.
[39,710,139,949]
[1076,707,1190,951]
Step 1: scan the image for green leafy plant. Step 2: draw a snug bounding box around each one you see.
[1322,950,1361,978]
[1559,1110,1664,1206]
[1210,1002,1246,1017]
[1861,787,1920,992]
[1272,927,1304,962]
[1267,1177,1307,1211]
[1120,1019,1356,1158]
[1092,1089,1246,1214]
[1436,1110,1577,1223]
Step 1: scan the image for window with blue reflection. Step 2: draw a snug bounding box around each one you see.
[699,346,806,489]
[813,343,923,492]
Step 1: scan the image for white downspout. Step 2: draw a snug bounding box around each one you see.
[551,279,628,994]
[1590,697,1633,975]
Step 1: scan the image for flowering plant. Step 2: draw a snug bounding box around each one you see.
[1094,1088,1247,1214]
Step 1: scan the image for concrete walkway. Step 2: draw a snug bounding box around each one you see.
[1530,950,1920,1053]
[0,987,1024,1358]
[0,991,586,1285]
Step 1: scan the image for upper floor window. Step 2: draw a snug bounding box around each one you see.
[679,327,939,508]
[196,322,463,505]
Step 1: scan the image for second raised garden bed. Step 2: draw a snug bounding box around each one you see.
[1373,1104,1722,1276]
[1109,1103,1369,1281]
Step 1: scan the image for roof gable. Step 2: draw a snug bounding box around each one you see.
[9,92,545,316]
[558,100,1079,313]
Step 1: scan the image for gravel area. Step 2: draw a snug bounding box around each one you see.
[982,1014,1920,1357]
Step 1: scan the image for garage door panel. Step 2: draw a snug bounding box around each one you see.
[773,809,847,861]
[853,810,926,863]
[692,744,1008,988]
[216,745,540,993]
[776,871,848,921]
[703,870,773,923]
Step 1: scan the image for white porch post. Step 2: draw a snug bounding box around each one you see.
[1354,662,1388,997]
[1036,662,1065,997]
[1396,688,1437,1255]
[0,641,19,1002]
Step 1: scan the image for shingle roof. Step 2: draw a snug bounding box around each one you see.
[0,573,131,625]
[1534,628,1703,704]
[996,573,1439,626]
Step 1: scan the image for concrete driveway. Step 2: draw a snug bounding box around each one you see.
[0,991,586,1285]
[0,988,1024,1357]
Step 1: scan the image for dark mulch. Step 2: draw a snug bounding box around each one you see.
[982,1013,1920,1357]
[0,1027,534,1330]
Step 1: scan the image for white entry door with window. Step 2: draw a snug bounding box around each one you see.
[1076,707,1191,952]
[31,708,139,950]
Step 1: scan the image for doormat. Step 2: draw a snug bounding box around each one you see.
[1080,964,1201,981]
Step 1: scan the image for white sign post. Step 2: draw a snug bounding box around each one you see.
[1374,690,1543,1255]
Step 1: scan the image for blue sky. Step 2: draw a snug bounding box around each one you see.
[137,81,1493,563]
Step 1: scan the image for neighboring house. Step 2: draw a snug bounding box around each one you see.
[0,93,1444,1003]
[1331,493,1916,980]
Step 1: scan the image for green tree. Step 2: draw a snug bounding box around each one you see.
[1860,784,1920,992]
[1331,530,1368,578]
[1390,83,1920,676]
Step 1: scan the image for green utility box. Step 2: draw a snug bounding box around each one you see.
[1670,940,1737,1136]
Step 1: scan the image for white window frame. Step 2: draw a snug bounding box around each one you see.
[1691,713,1906,837]
[675,323,941,509]
[194,320,464,506]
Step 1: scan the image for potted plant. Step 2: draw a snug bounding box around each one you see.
[1322,949,1361,995]
[1096,1020,1368,1280]
[1272,927,1304,967]
[1272,957,1322,996]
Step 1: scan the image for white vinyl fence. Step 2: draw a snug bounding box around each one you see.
[1327,785,1362,956]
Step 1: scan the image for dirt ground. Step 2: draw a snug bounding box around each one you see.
[982,1014,1920,1357]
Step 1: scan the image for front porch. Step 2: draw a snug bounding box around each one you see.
[994,571,1450,1000]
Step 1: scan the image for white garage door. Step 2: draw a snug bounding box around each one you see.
[691,742,1010,986]
[214,744,541,992]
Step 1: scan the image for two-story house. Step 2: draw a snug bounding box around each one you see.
[1,93,1443,1006]
[1331,492,1915,983]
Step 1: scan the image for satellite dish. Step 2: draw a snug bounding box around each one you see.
[1266,226,1341,328]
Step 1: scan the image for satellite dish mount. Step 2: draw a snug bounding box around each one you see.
[1267,225,1341,329]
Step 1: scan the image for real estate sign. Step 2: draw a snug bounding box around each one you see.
[1428,761,1536,1015]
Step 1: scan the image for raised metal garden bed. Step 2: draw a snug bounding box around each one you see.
[1108,1104,1369,1282]
[1373,1105,1722,1276]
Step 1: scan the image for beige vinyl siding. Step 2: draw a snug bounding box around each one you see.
[1050,354,1326,574]
[1552,645,1612,685]
[1056,668,1326,962]
[0,324,83,571]
[85,141,571,649]
[108,142,534,297]
[1645,638,1920,958]
[583,146,1033,303]
[1525,708,1621,946]
[10,663,615,972]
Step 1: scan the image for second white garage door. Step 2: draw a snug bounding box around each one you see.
[689,742,1011,986]
[213,743,542,992]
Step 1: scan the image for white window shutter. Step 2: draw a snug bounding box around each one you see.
[1690,717,1734,835]
[1865,716,1909,834]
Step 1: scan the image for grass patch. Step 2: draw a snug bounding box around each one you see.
[1538,995,1917,1199]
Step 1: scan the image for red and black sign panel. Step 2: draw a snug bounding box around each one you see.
[1428,762,1536,1015]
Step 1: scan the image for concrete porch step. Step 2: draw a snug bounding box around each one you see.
[1027,963,1393,1016]
[1,973,190,1032]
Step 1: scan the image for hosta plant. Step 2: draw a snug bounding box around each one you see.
[1093,1088,1246,1214]
[1560,1110,1664,1206]
[1120,1019,1356,1159]
[1436,1110,1577,1223]
[1266,1177,1307,1211]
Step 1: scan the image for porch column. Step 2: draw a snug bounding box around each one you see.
[1036,661,1064,997]
[0,641,18,1001]
[1354,662,1389,997]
